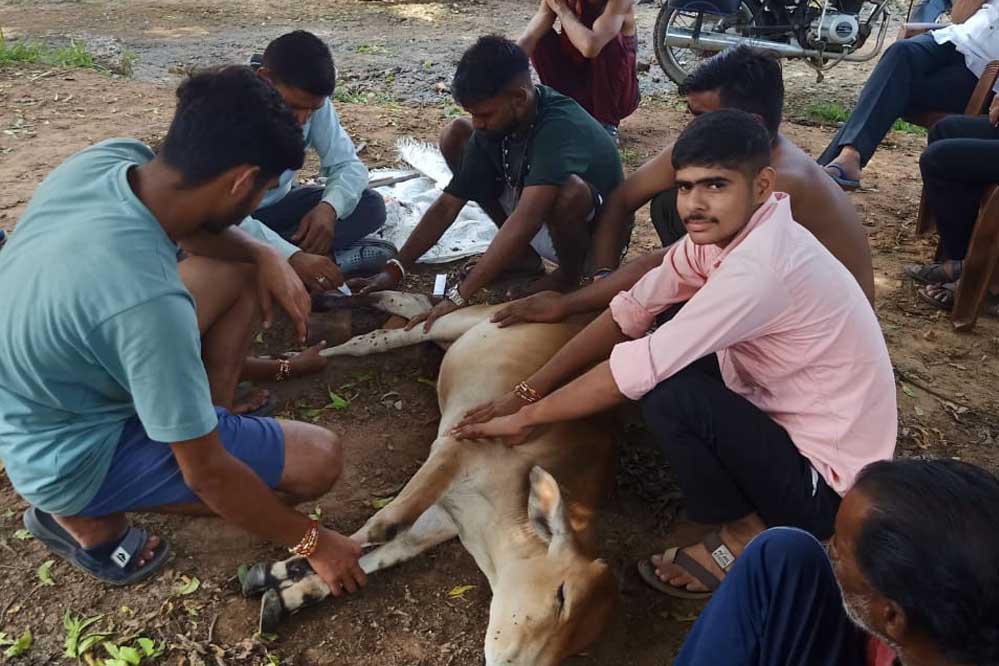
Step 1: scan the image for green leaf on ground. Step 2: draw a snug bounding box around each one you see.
[371,497,394,509]
[134,637,165,659]
[915,405,926,417]
[237,564,250,586]
[63,611,105,658]
[447,585,476,599]
[176,575,200,596]
[36,559,55,586]
[326,389,350,411]
[12,529,32,541]
[308,505,323,520]
[901,384,917,398]
[4,629,32,658]
[416,377,437,388]
[256,632,279,643]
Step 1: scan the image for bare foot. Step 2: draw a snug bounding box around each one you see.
[233,387,270,415]
[824,146,862,183]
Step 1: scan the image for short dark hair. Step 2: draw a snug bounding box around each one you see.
[854,459,999,664]
[161,66,305,187]
[671,109,771,177]
[262,30,337,97]
[452,35,530,106]
[678,45,784,138]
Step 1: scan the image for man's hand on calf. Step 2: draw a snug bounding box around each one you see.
[308,528,367,597]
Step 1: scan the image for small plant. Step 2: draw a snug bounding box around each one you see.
[804,101,850,124]
[52,41,95,69]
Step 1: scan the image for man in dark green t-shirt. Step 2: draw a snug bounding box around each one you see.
[351,34,623,330]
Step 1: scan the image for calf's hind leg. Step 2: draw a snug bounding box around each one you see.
[252,505,458,632]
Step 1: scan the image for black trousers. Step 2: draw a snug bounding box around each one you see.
[640,361,842,539]
[818,34,978,168]
[254,186,387,254]
[920,115,999,260]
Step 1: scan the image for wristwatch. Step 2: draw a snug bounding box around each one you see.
[446,284,466,307]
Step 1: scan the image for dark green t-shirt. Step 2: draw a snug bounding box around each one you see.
[444,85,623,204]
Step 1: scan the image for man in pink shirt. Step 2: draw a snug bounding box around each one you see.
[454,109,897,597]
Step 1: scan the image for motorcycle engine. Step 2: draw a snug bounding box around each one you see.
[808,12,860,45]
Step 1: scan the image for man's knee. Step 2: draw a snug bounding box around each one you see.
[286,424,343,499]
[639,365,711,422]
[438,118,473,169]
[552,176,595,223]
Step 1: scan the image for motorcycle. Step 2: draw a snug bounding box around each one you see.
[653,0,898,83]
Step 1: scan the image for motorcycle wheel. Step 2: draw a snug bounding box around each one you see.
[653,0,762,85]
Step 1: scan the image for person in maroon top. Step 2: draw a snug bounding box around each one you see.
[669,458,999,666]
[518,0,639,140]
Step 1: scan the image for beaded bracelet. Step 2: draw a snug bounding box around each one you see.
[514,380,542,404]
[290,519,319,558]
[275,358,292,382]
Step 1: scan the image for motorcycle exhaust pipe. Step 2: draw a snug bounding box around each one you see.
[665,27,884,63]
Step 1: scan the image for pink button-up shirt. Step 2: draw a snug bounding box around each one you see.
[609,193,896,494]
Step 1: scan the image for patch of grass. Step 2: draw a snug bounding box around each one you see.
[804,101,926,135]
[619,146,641,165]
[334,84,398,108]
[355,43,386,55]
[891,118,927,135]
[0,32,117,74]
[805,101,850,124]
[0,33,45,65]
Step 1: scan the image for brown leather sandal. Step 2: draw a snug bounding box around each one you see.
[636,532,737,600]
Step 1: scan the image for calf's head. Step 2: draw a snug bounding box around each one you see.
[484,467,618,666]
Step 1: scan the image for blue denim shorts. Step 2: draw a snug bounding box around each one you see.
[78,408,285,517]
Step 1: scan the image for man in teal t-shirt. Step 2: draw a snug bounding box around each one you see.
[0,66,368,596]
[351,35,624,331]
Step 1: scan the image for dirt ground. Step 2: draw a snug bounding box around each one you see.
[1,2,999,665]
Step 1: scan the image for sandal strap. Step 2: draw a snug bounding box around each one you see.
[671,549,722,592]
[109,527,146,570]
[703,531,737,572]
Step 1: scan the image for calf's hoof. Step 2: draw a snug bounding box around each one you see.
[259,589,286,634]
[242,562,273,597]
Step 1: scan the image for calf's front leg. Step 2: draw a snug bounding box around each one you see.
[250,505,459,632]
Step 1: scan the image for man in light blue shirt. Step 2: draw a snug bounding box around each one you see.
[0,67,367,595]
[250,31,393,279]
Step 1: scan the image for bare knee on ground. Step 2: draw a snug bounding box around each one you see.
[277,420,343,503]
[438,118,473,172]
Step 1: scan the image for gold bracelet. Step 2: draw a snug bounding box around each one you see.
[290,519,319,558]
[275,358,292,382]
[514,380,542,404]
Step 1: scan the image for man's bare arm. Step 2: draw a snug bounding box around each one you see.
[951,0,985,24]
[518,0,558,55]
[181,226,275,264]
[459,184,561,298]
[552,0,632,58]
[491,249,666,327]
[591,144,677,269]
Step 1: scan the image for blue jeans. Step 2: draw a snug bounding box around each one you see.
[675,528,868,666]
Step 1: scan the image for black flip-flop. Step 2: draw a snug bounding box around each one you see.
[334,239,397,278]
[637,532,735,600]
[824,164,861,191]
[904,260,962,285]
[23,507,170,586]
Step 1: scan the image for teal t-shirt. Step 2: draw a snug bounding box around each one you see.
[0,139,219,516]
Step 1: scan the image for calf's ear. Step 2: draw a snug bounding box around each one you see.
[528,466,575,555]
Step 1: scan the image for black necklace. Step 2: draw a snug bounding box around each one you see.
[501,123,534,192]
